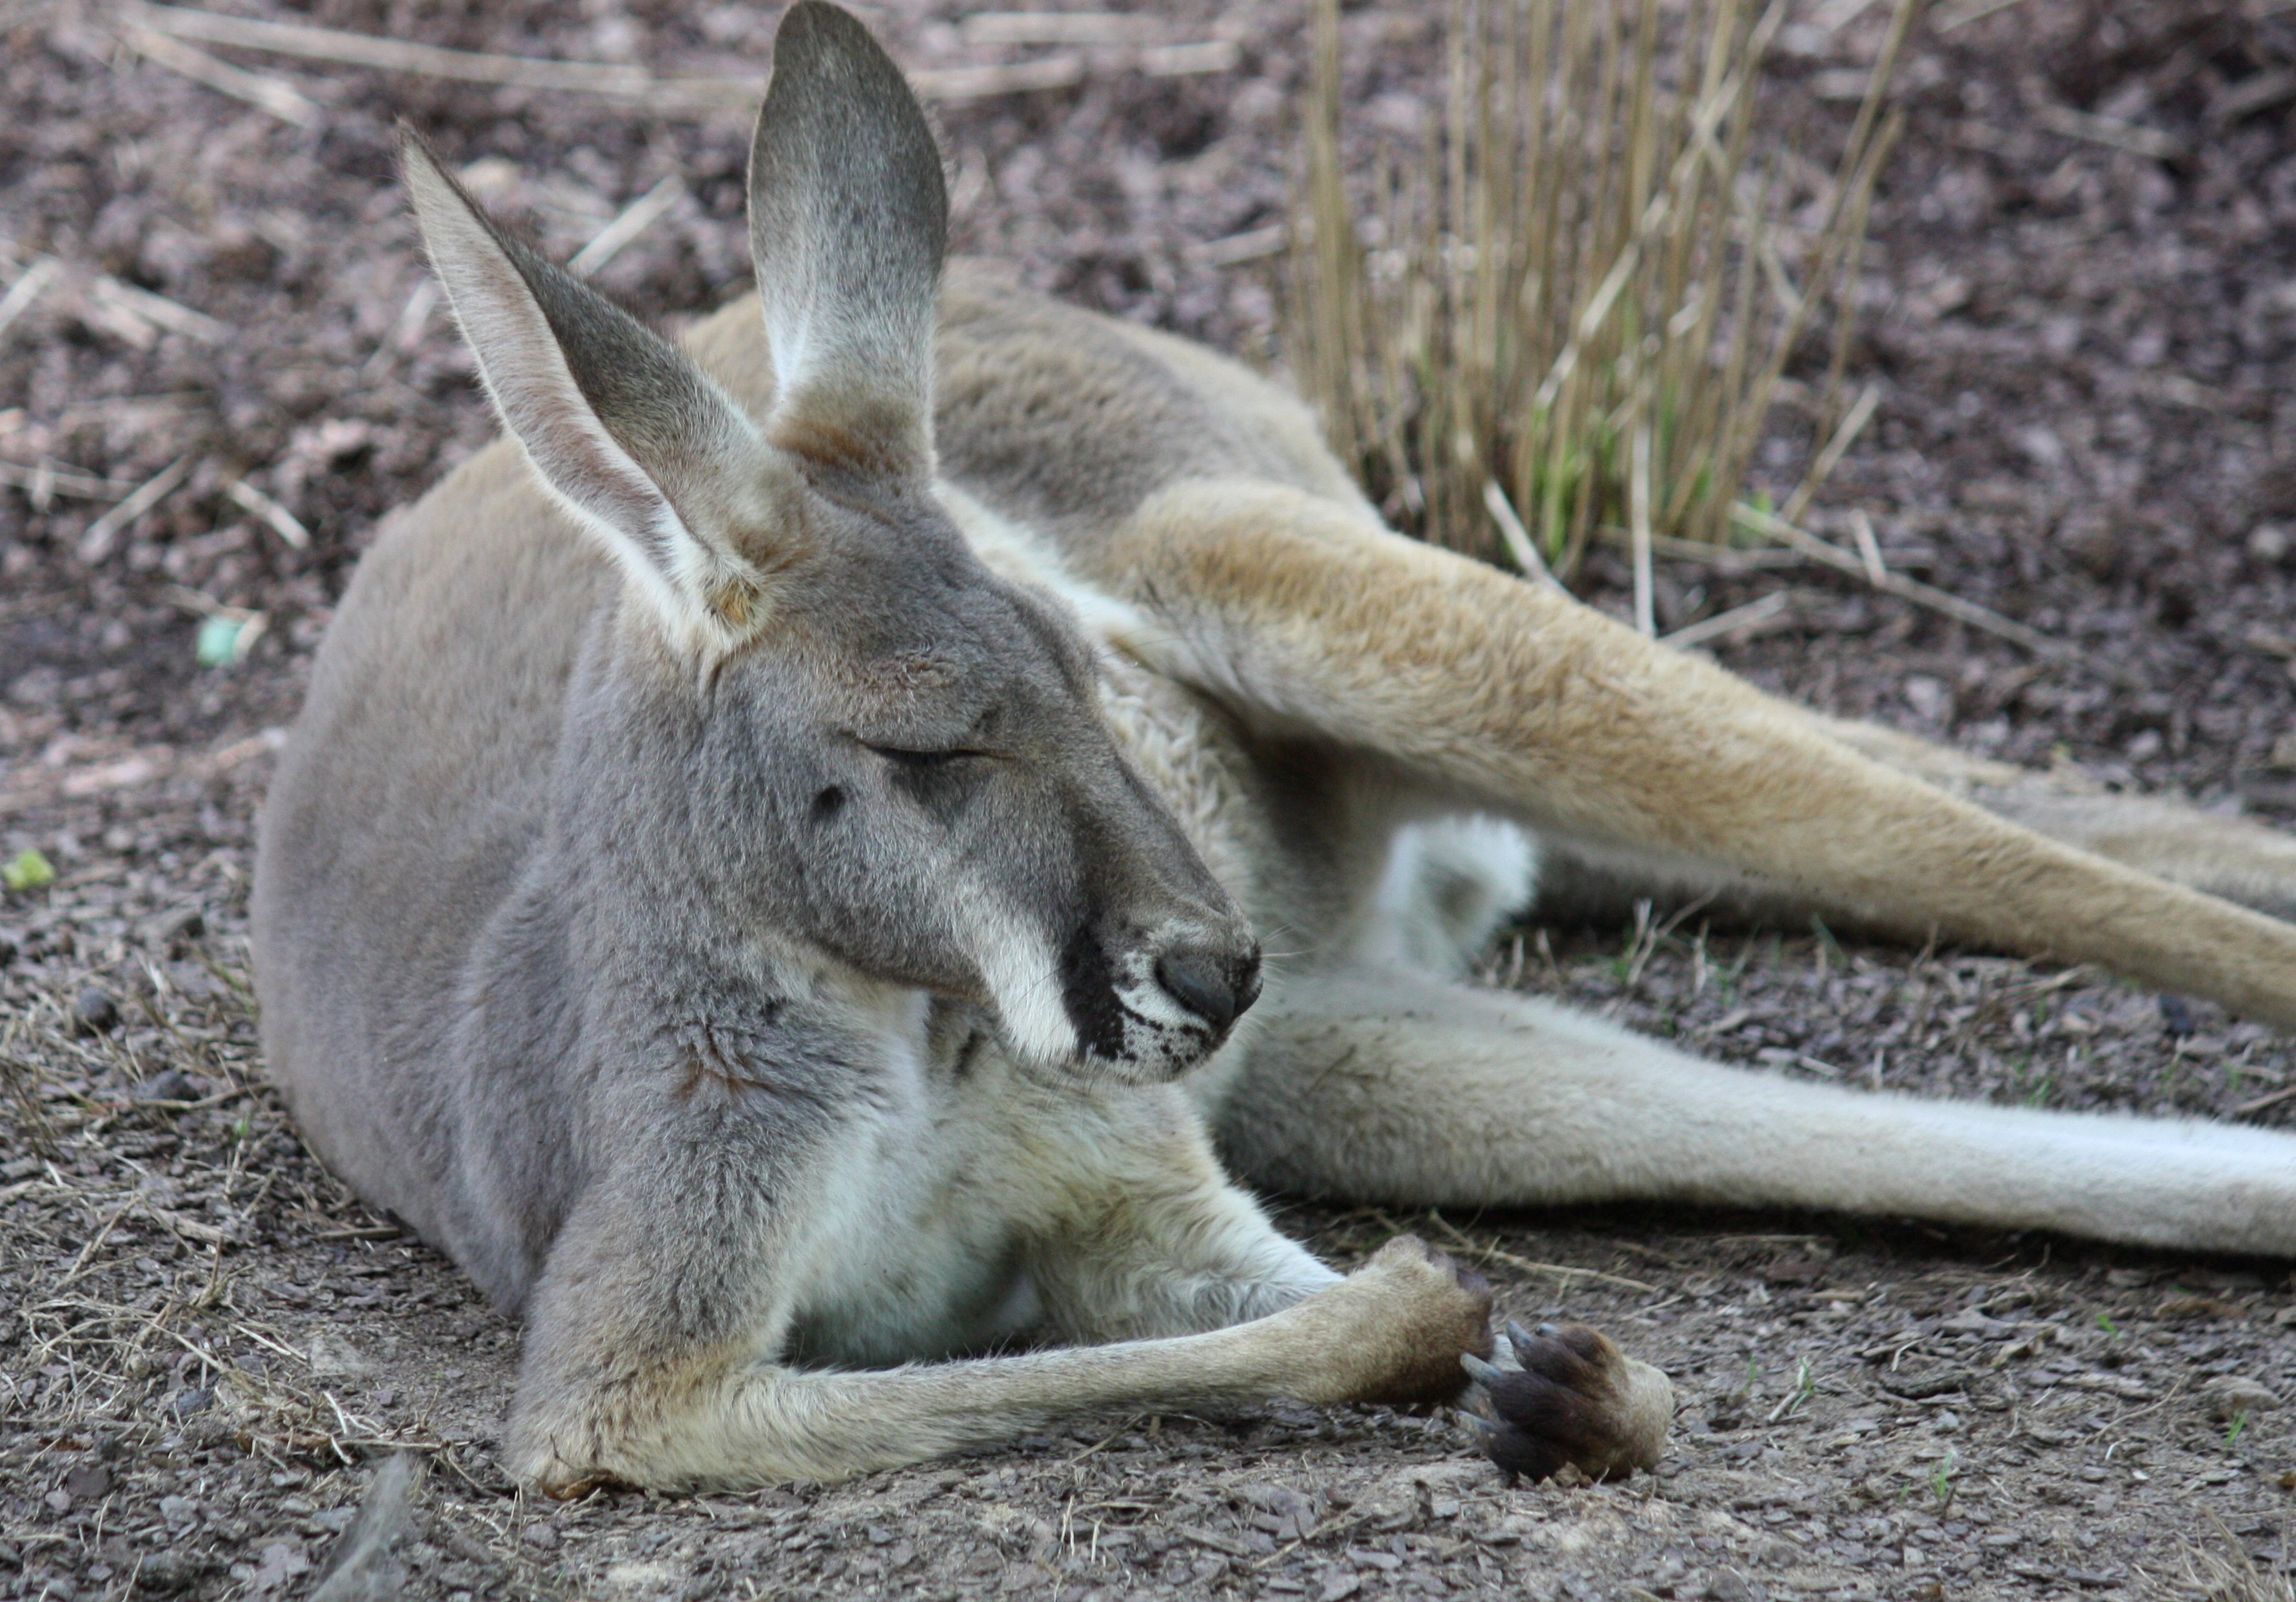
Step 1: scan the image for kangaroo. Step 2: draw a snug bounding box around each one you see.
[253,1,2296,1496]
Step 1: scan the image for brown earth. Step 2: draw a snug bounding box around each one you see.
[4,1,2295,1599]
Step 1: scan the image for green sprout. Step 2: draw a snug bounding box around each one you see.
[1930,1450,1959,1512]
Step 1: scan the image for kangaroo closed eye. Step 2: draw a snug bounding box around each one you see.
[868,746,985,767]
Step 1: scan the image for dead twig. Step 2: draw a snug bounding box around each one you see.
[1727,502,2139,687]
[1425,1212,1659,1294]
[224,476,310,549]
[1662,590,1795,649]
[121,3,1238,110]
[568,177,684,277]
[76,455,195,563]
[116,21,322,126]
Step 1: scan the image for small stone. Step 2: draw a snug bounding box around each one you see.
[171,1387,212,1419]
[44,1488,71,1516]
[60,1463,110,1501]
[2157,995,2195,1038]
[141,907,204,951]
[520,1522,559,1550]
[74,988,119,1034]
[2203,1377,2281,1422]
[2249,524,2292,566]
[1706,1568,1756,1602]
[134,1069,198,1103]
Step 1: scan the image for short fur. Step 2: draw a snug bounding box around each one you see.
[255,3,2296,1495]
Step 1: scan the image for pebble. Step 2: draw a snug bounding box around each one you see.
[134,1069,199,1103]
[2202,1377,2281,1421]
[74,987,119,1034]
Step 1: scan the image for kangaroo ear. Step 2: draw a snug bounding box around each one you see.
[400,128,798,644]
[747,1,947,481]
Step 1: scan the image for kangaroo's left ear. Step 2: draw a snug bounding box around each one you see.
[746,1,949,482]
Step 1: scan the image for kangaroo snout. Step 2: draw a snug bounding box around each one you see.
[1154,942,1263,1031]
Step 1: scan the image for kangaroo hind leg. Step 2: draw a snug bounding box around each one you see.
[1209,967,2296,1260]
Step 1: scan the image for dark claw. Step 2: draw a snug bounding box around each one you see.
[1461,1321,1638,1485]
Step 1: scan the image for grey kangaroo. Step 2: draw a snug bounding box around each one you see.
[253,1,2296,1496]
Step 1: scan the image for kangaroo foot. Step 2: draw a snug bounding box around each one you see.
[1460,1320,1674,1483]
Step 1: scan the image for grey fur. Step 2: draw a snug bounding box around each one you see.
[255,0,2296,1497]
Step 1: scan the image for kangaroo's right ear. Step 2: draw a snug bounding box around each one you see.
[747,1,947,482]
[400,128,802,649]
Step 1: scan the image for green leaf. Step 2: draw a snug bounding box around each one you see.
[2,847,55,892]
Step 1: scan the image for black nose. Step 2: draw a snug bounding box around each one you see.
[1155,944,1262,1031]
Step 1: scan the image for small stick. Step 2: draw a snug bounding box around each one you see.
[2031,103,2184,163]
[0,257,59,342]
[1425,1212,1659,1294]
[0,459,129,501]
[87,274,230,344]
[1849,506,1888,584]
[1933,0,2034,29]
[124,3,1238,108]
[224,476,310,548]
[116,22,321,126]
[2233,1083,2296,1118]
[124,3,711,101]
[1728,501,2138,687]
[962,12,1170,46]
[1484,479,1567,593]
[1663,590,1794,650]
[1782,381,1880,527]
[1630,422,1656,637]
[77,455,193,563]
[569,177,684,277]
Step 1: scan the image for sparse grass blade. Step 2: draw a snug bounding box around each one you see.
[1285,0,1914,578]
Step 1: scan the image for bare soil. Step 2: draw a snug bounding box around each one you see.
[4,1,2295,1599]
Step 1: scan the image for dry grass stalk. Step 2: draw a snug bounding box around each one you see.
[1287,0,1912,577]
[2168,1516,2296,1602]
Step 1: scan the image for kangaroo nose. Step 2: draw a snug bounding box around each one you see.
[1155,944,1262,1030]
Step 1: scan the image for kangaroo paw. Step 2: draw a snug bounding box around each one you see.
[1461,1320,1674,1483]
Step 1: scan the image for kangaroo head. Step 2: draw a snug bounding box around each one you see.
[399,1,1258,1083]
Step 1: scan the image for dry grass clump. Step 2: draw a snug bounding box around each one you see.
[2168,1518,2296,1602]
[1287,0,1912,609]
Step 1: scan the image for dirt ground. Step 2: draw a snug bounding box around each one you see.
[5,0,2296,1598]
